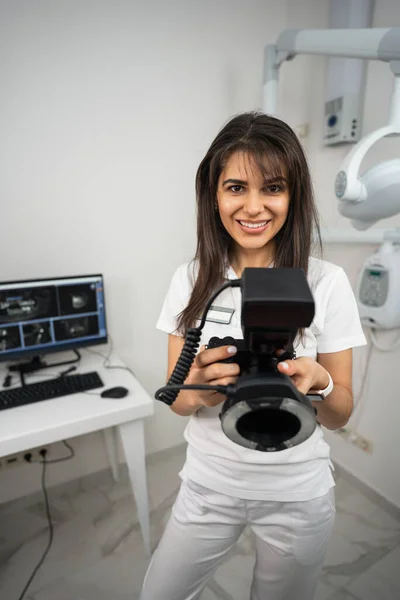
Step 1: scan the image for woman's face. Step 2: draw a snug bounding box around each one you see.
[216,152,290,254]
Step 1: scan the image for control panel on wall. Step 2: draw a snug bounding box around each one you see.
[358,267,388,309]
[323,0,373,146]
[357,244,400,330]
[324,94,361,145]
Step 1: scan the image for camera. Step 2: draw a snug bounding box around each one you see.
[156,267,322,452]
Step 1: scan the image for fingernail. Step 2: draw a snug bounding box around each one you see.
[227,346,237,354]
[280,362,289,370]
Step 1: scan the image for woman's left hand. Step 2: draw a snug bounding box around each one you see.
[276,356,330,395]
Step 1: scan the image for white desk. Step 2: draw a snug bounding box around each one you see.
[0,350,154,555]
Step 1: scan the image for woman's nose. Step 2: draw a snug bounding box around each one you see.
[243,191,264,216]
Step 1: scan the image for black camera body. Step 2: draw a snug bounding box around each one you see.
[207,335,295,373]
[207,336,251,369]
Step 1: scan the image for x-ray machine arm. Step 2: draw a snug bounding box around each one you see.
[263,28,400,231]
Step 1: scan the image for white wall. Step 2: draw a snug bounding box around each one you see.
[0,0,286,502]
[280,0,400,509]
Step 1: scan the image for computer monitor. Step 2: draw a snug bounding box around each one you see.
[0,274,108,363]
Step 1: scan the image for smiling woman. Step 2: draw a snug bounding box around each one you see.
[140,112,366,600]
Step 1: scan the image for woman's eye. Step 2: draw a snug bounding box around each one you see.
[266,184,283,194]
[229,185,243,193]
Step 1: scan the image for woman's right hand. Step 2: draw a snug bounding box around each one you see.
[185,344,240,409]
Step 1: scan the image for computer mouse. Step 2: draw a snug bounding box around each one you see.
[101,386,129,399]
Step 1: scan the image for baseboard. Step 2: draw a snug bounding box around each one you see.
[332,459,400,521]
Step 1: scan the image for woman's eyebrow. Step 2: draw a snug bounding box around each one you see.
[222,176,288,186]
[222,178,247,186]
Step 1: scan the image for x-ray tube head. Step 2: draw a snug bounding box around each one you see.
[338,159,400,230]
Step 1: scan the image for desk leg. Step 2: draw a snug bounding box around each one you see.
[118,419,151,556]
[102,427,119,482]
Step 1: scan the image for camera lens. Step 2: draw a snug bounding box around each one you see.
[220,396,316,451]
[236,408,301,448]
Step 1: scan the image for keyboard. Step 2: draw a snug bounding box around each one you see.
[0,371,104,411]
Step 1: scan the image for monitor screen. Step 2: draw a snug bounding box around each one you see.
[0,274,107,362]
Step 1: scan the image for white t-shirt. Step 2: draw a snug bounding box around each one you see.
[156,258,367,501]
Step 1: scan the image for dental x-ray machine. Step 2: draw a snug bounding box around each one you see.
[263,28,400,336]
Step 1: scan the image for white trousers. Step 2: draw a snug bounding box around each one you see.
[140,478,336,600]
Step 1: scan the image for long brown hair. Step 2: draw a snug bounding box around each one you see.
[178,111,322,334]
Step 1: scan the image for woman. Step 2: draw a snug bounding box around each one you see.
[141,112,366,600]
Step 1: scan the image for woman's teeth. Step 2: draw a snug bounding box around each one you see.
[239,221,268,229]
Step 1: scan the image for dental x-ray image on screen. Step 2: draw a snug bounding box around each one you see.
[22,322,52,347]
[0,275,107,361]
[0,287,57,324]
[59,283,98,315]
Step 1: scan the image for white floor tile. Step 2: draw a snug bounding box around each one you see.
[314,579,337,600]
[318,488,400,590]
[326,589,360,599]
[346,545,400,600]
[30,529,148,600]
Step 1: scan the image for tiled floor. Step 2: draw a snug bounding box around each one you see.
[0,443,399,600]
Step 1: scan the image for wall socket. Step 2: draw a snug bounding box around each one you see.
[0,443,64,470]
[335,426,373,454]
